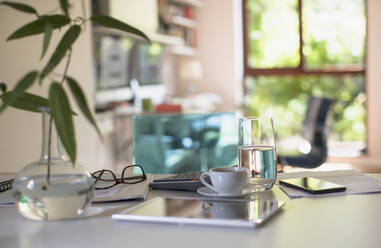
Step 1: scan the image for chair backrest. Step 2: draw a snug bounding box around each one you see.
[301,96,331,143]
[278,96,331,169]
[132,112,238,174]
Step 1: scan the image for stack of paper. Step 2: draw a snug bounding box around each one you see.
[93,174,152,203]
[278,170,381,198]
[0,190,13,206]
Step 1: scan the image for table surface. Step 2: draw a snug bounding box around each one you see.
[1,173,381,248]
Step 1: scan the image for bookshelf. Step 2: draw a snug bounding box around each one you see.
[92,0,202,56]
[158,0,202,56]
[170,0,204,8]
[93,26,184,47]
[170,16,197,28]
[171,46,196,56]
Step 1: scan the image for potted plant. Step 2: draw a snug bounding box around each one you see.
[0,0,149,220]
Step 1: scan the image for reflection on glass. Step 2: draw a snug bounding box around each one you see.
[303,0,366,69]
[203,201,249,220]
[246,0,300,68]
[133,112,238,174]
[249,200,277,222]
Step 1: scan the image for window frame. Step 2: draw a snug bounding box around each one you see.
[241,0,368,154]
[242,0,367,78]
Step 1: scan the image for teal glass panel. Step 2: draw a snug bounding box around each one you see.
[133,112,238,174]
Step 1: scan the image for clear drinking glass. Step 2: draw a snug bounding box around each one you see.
[238,117,277,192]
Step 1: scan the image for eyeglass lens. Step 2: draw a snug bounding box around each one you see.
[92,165,146,190]
[122,165,146,184]
[92,170,118,189]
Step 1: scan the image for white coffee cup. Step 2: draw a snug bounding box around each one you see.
[200,167,248,196]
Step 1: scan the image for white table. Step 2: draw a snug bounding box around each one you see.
[1,174,381,248]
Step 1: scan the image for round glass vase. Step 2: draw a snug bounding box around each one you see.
[12,110,94,221]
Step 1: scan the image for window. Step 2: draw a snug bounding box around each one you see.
[242,0,366,156]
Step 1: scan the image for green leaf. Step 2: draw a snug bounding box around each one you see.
[7,15,70,41]
[0,91,78,115]
[49,82,76,164]
[66,76,102,137]
[40,25,81,81]
[59,0,69,16]
[90,15,150,42]
[1,1,37,14]
[0,82,7,93]
[40,21,53,60]
[0,91,49,113]
[0,71,38,113]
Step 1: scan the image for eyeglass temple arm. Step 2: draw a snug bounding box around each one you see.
[92,169,106,186]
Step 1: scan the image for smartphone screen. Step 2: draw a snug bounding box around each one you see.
[279,177,346,194]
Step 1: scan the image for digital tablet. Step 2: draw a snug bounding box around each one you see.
[112,197,285,228]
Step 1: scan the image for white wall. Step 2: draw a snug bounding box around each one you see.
[348,0,381,172]
[0,0,100,172]
[110,0,158,33]
[366,0,381,157]
[193,0,241,110]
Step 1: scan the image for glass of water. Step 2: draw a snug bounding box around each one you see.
[238,117,277,192]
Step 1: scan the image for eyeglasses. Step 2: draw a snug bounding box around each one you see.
[91,165,146,190]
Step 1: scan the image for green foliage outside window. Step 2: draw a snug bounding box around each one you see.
[244,0,366,143]
[243,75,366,141]
[247,0,299,68]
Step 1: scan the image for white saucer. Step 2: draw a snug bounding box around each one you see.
[197,187,245,197]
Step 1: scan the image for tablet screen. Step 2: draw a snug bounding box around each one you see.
[112,197,285,228]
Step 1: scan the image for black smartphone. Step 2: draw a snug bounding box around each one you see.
[279,177,347,194]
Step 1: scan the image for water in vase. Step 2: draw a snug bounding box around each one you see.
[13,172,93,221]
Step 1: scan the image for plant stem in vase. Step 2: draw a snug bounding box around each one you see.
[0,0,151,220]
[12,109,94,221]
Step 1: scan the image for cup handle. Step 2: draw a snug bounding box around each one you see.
[200,172,218,193]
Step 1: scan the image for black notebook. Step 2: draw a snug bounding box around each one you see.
[150,171,204,191]
[0,178,14,193]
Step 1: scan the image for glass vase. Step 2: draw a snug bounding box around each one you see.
[12,109,94,221]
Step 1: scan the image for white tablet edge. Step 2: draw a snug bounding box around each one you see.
[112,197,285,228]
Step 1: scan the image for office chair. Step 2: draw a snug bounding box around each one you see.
[277,96,331,169]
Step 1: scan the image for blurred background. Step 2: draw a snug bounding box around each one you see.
[0,0,381,173]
